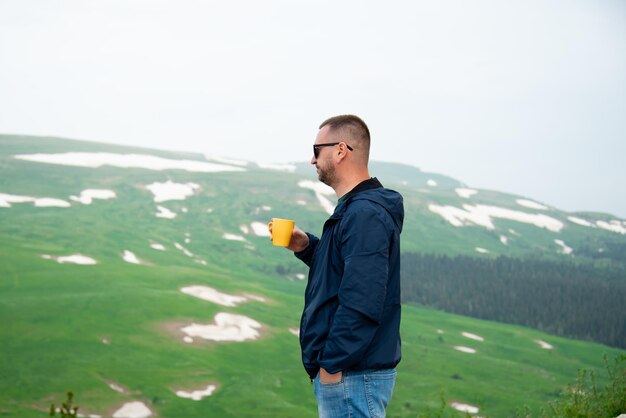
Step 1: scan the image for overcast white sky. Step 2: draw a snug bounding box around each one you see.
[1,0,625,217]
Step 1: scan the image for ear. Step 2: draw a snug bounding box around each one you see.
[335,142,349,163]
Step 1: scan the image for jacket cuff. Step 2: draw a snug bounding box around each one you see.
[294,233,318,265]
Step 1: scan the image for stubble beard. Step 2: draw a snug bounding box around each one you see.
[317,162,337,188]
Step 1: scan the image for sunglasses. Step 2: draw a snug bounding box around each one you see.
[313,142,354,159]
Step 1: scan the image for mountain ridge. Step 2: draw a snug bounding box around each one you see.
[3,133,623,218]
[2,134,625,263]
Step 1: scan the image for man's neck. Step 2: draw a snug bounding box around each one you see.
[334,172,371,199]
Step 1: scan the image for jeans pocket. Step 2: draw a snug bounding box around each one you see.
[314,376,346,417]
[364,370,396,418]
[319,378,343,387]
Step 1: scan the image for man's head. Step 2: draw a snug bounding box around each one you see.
[317,114,370,166]
[312,114,371,192]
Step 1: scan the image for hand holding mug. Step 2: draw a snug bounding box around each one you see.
[268,218,309,252]
[267,218,295,247]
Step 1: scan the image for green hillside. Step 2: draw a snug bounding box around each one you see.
[0,134,624,417]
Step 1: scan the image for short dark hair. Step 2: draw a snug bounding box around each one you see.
[319,114,370,163]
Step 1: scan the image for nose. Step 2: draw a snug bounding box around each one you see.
[311,155,317,165]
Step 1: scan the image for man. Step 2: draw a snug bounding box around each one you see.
[279,114,404,418]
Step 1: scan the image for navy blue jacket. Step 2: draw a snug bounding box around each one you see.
[295,180,404,379]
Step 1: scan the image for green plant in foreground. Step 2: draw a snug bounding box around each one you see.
[49,391,78,418]
[540,354,625,418]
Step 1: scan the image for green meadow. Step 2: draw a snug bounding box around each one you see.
[1,135,624,417]
[2,240,622,417]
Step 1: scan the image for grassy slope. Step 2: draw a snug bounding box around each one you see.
[1,238,622,417]
[1,135,624,417]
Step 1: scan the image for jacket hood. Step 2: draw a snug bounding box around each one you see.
[333,187,404,232]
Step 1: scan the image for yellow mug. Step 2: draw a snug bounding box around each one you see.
[268,218,295,247]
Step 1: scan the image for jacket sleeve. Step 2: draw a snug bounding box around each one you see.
[294,233,319,267]
[319,207,391,373]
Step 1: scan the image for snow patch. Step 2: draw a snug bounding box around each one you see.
[180,285,248,307]
[289,327,300,337]
[181,313,262,342]
[122,250,142,264]
[454,346,477,354]
[223,233,247,242]
[427,179,437,187]
[176,384,217,401]
[109,383,125,393]
[34,198,72,207]
[250,221,271,237]
[112,401,152,418]
[15,152,245,173]
[554,239,573,255]
[535,339,554,350]
[475,247,489,254]
[150,242,166,251]
[568,216,593,227]
[56,408,101,418]
[251,206,272,216]
[596,220,626,234]
[451,402,479,414]
[0,193,70,208]
[516,199,548,210]
[298,180,335,195]
[174,242,194,257]
[567,216,626,234]
[155,205,176,219]
[429,204,564,232]
[242,293,267,303]
[42,254,97,265]
[146,181,199,202]
[500,235,508,245]
[205,155,249,166]
[455,188,478,198]
[0,193,32,207]
[462,332,484,342]
[257,162,297,172]
[173,243,205,265]
[70,189,116,204]
[298,180,335,215]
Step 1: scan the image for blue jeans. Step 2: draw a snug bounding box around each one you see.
[313,369,396,418]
